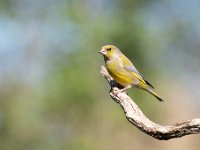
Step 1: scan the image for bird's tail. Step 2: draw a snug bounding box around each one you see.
[147,88,164,102]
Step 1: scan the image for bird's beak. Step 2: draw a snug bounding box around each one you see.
[99,49,106,55]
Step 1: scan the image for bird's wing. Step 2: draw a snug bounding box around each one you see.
[119,54,154,89]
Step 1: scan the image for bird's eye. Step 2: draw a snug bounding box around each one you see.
[106,48,112,51]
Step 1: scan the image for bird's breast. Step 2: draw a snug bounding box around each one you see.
[106,60,138,87]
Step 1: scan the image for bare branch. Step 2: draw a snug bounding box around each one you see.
[100,66,200,140]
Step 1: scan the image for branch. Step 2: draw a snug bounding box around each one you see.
[100,66,200,140]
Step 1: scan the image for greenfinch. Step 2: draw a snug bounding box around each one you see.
[99,45,163,102]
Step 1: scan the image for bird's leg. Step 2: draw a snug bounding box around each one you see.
[113,85,132,96]
[119,85,132,93]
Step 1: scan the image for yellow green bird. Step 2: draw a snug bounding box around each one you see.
[99,45,163,102]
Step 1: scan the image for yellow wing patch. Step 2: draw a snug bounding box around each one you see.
[131,72,146,85]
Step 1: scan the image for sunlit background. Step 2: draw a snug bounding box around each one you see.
[0,0,200,149]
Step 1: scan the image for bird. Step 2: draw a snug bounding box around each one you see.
[99,45,163,102]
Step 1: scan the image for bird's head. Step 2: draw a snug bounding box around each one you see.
[99,45,120,60]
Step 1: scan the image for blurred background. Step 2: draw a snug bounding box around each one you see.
[0,0,200,149]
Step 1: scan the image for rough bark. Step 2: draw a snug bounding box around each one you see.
[100,66,200,140]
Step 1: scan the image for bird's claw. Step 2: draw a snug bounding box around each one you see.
[111,87,121,96]
[112,87,127,96]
